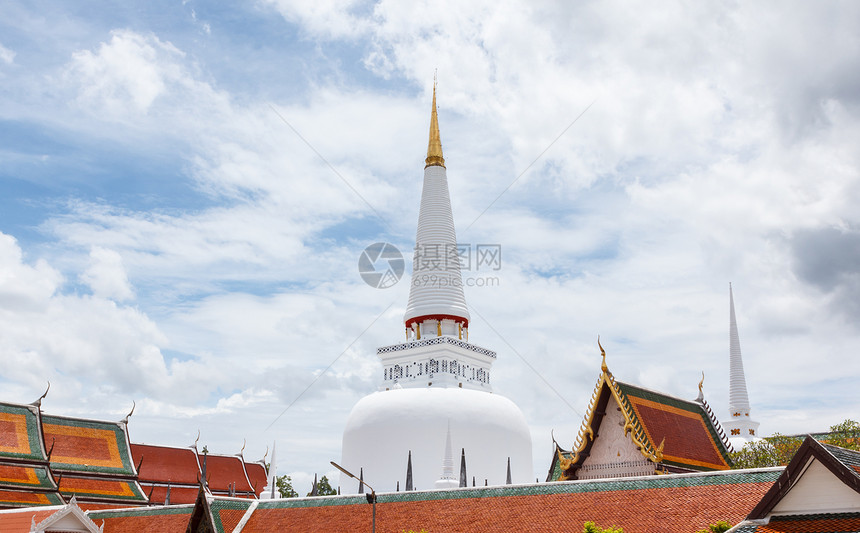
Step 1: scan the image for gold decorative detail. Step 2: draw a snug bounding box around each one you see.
[417,324,421,340]
[598,336,607,373]
[437,320,442,336]
[458,323,462,340]
[559,342,666,478]
[698,372,705,395]
[749,429,755,435]
[425,78,446,169]
[731,429,740,435]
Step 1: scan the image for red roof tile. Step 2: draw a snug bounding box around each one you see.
[141,484,200,505]
[244,462,267,496]
[627,395,728,469]
[0,508,59,532]
[58,475,147,503]
[90,506,195,533]
[131,443,200,485]
[0,488,63,507]
[200,454,253,493]
[239,470,779,533]
[41,415,136,476]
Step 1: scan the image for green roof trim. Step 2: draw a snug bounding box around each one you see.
[209,498,254,533]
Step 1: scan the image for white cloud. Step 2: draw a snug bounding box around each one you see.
[80,246,135,301]
[3,0,860,484]
[0,42,15,64]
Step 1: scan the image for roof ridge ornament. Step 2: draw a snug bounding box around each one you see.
[425,76,446,169]
[121,401,135,424]
[31,381,50,408]
[598,336,608,374]
[696,371,705,403]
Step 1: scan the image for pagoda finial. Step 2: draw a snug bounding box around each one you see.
[425,76,446,169]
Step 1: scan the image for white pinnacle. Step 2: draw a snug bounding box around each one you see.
[723,283,760,447]
[404,83,470,331]
[435,421,459,489]
[729,283,751,415]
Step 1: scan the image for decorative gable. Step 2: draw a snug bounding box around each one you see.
[549,341,732,481]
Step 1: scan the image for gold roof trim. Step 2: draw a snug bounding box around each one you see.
[558,341,663,480]
[425,79,446,169]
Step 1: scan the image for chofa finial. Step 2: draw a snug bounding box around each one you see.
[598,336,608,373]
[31,381,50,408]
[121,401,135,424]
[696,371,705,402]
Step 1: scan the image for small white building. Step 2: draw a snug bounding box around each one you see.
[339,85,533,492]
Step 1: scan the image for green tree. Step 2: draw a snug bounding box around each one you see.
[827,419,860,450]
[695,520,731,533]
[276,475,298,498]
[306,475,337,496]
[730,434,802,468]
[583,521,623,533]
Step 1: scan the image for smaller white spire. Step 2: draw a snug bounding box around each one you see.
[262,441,277,499]
[722,283,761,448]
[435,421,459,489]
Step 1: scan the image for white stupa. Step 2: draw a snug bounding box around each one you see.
[339,84,533,492]
[722,283,762,450]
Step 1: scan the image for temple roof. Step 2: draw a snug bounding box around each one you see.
[89,504,195,532]
[41,414,137,477]
[199,468,780,533]
[132,443,201,486]
[0,487,64,508]
[244,462,267,495]
[0,402,48,463]
[200,453,255,495]
[549,345,733,481]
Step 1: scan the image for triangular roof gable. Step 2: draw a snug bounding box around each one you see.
[34,498,102,532]
[186,483,217,533]
[553,349,732,480]
[748,436,860,519]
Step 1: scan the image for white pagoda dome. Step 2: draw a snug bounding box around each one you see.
[339,84,533,492]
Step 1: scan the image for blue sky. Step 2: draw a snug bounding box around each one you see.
[2,0,860,492]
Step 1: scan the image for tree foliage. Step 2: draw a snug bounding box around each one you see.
[730,434,802,468]
[306,475,337,496]
[730,419,860,469]
[583,521,623,533]
[695,520,731,533]
[276,475,298,498]
[827,419,860,450]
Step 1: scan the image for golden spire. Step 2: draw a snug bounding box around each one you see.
[425,78,446,169]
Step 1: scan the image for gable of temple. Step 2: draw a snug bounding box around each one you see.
[548,343,733,481]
